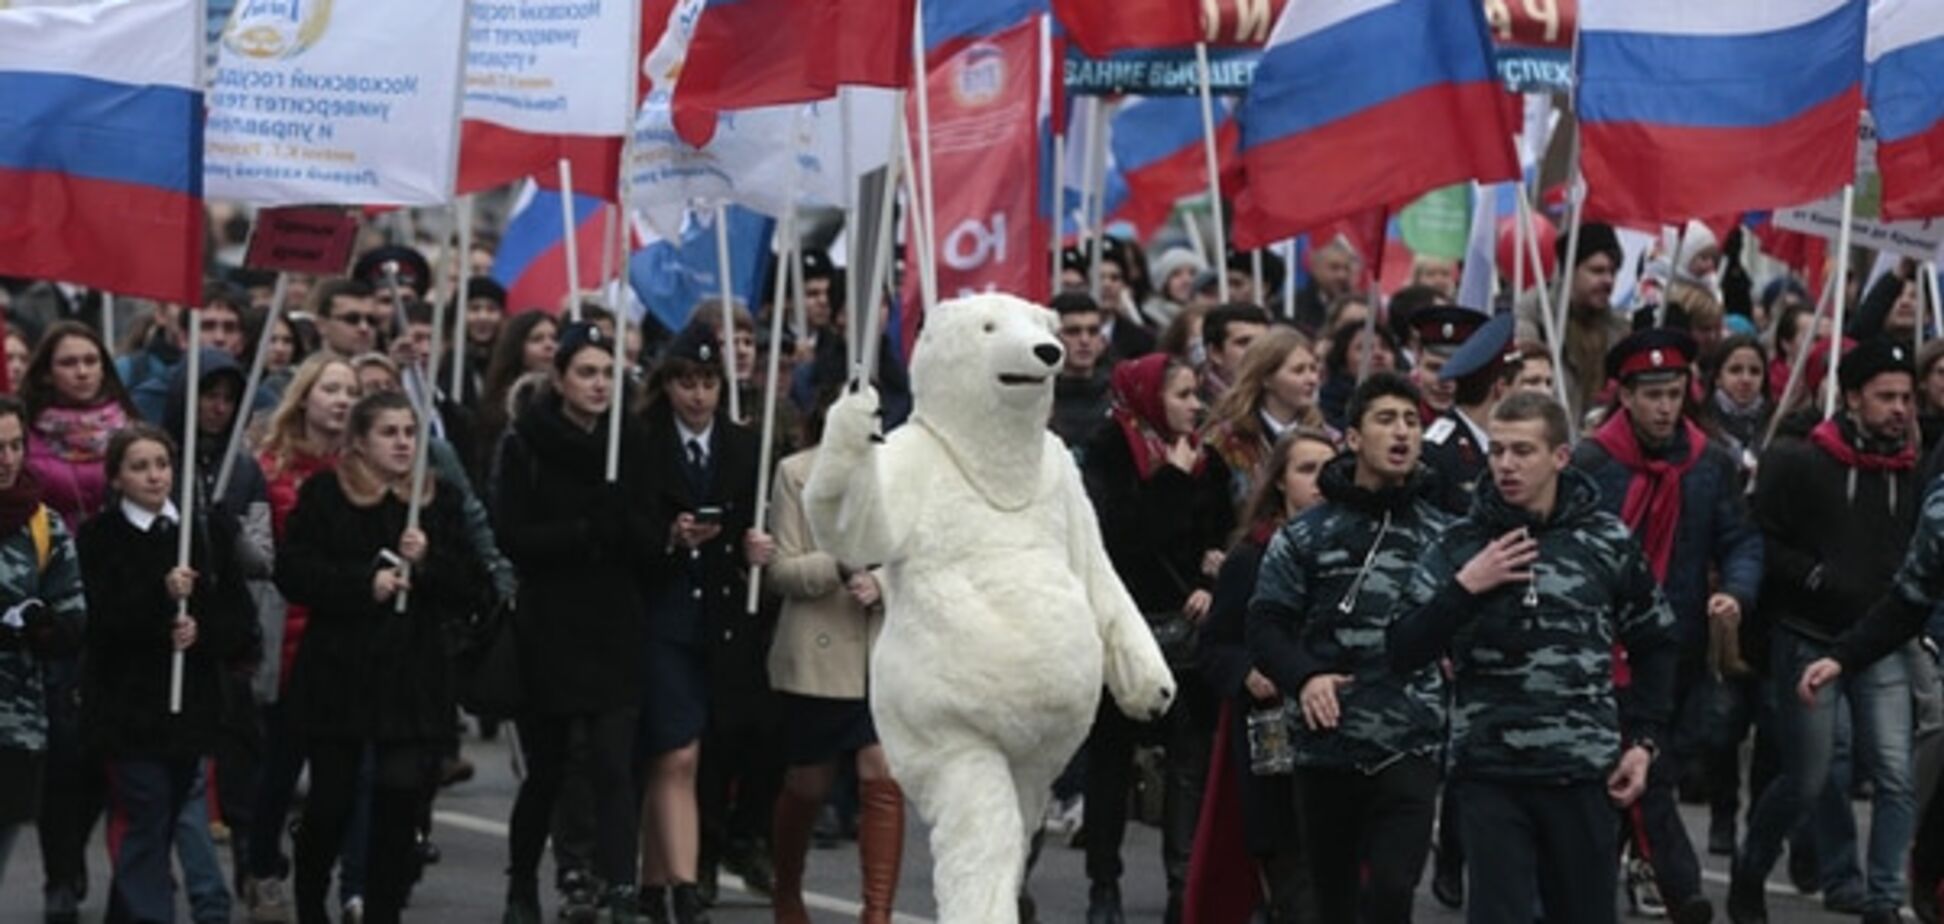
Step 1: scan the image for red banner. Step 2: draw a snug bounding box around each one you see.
[243,207,359,276]
[1483,0,1576,49]
[906,18,1046,344]
[1201,0,1288,47]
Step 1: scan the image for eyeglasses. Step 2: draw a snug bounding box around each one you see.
[333,312,382,328]
[200,318,241,333]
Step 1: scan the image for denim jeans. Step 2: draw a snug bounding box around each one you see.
[1738,629,1916,912]
[1814,704,1862,901]
[175,764,235,923]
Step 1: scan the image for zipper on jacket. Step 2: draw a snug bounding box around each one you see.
[1338,511,1392,614]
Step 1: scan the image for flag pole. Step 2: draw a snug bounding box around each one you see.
[714,203,743,423]
[841,90,860,373]
[101,293,116,355]
[1519,194,1575,437]
[607,0,642,485]
[1282,239,1297,321]
[1824,183,1856,419]
[900,125,938,314]
[450,198,473,401]
[215,273,287,500]
[861,100,909,387]
[910,1,939,303]
[748,210,795,613]
[559,159,582,322]
[171,306,204,715]
[1251,249,1264,305]
[1052,128,1068,293]
[396,229,450,614]
[598,203,619,310]
[1927,260,1944,340]
[1083,98,1109,302]
[1194,42,1229,303]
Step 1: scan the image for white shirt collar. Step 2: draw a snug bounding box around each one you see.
[676,420,714,456]
[122,498,179,533]
[1259,408,1297,441]
[1455,406,1491,450]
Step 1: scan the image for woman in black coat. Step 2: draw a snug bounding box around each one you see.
[1191,427,1336,922]
[275,392,487,924]
[79,424,253,924]
[634,322,774,923]
[492,323,658,923]
[1079,353,1235,923]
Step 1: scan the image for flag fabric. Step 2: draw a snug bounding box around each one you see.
[1231,0,1517,250]
[1112,96,1236,237]
[1050,0,1200,58]
[926,0,1046,60]
[1867,0,1944,220]
[456,0,638,198]
[672,0,838,146]
[628,206,776,333]
[1577,0,1867,224]
[491,182,614,314]
[834,0,917,88]
[906,14,1047,354]
[1455,182,1508,310]
[0,0,204,304]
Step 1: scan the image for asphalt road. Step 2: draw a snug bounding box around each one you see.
[0,729,1894,922]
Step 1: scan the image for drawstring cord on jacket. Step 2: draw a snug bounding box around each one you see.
[1338,511,1392,614]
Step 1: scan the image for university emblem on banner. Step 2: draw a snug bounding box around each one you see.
[223,0,331,60]
[953,44,1006,107]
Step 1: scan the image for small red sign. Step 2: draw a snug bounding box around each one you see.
[243,207,360,276]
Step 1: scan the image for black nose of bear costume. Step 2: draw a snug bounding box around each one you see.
[1034,344,1063,367]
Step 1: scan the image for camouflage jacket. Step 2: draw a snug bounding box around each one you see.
[1388,467,1679,784]
[0,504,86,752]
[1832,474,1944,671]
[1248,456,1451,772]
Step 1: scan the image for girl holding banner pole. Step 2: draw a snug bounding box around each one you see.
[78,424,252,924]
[494,322,656,923]
[275,391,486,924]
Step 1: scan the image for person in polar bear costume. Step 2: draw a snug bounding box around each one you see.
[803,293,1177,923]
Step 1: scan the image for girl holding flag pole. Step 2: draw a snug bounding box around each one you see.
[78,423,253,924]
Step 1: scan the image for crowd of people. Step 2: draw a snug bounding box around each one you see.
[0,211,1938,924]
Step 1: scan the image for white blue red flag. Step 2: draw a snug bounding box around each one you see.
[1578,0,1866,223]
[1113,96,1237,237]
[491,182,614,314]
[627,205,776,333]
[1867,0,1944,220]
[0,0,203,304]
[1232,0,1516,250]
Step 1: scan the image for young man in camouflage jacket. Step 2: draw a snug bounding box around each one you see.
[1389,391,1678,924]
[1247,373,1451,922]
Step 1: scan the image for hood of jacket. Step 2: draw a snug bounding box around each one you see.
[164,348,248,453]
[1317,452,1437,516]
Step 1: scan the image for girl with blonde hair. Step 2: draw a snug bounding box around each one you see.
[1204,327,1331,505]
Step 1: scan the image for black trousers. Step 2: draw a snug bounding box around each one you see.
[698,706,782,873]
[294,739,435,924]
[1626,664,1704,904]
[36,676,103,902]
[1082,685,1212,894]
[1296,756,1438,924]
[508,709,638,891]
[1459,779,1619,924]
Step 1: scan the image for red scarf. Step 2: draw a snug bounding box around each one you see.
[1808,418,1917,472]
[1111,354,1204,480]
[1591,411,1705,581]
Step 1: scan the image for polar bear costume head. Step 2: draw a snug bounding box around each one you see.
[907,294,1066,511]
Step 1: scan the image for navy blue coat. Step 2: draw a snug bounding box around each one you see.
[1571,426,1763,651]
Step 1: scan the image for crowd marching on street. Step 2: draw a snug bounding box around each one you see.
[7,0,1944,922]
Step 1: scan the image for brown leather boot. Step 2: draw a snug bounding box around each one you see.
[770,789,820,924]
[857,780,905,924]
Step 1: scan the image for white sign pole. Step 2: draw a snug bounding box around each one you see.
[170,307,204,715]
[559,159,583,322]
[1825,184,1857,419]
[1194,42,1229,304]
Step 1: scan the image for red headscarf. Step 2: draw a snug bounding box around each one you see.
[1110,354,1202,480]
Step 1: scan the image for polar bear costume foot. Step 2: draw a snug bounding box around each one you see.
[804,294,1176,924]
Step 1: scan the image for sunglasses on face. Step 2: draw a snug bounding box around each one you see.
[200,318,241,334]
[333,312,383,328]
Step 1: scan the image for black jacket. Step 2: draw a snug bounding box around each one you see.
[79,505,254,760]
[639,407,770,722]
[494,394,659,716]
[1197,536,1299,855]
[276,472,486,741]
[1082,425,1236,617]
[1753,420,1920,643]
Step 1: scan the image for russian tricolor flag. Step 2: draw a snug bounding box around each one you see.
[0,0,203,305]
[491,183,614,315]
[1867,0,1944,220]
[1112,97,1237,237]
[1578,0,1867,224]
[1231,0,1516,250]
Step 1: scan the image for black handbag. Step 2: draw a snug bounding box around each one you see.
[458,600,523,719]
[1144,558,1202,670]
